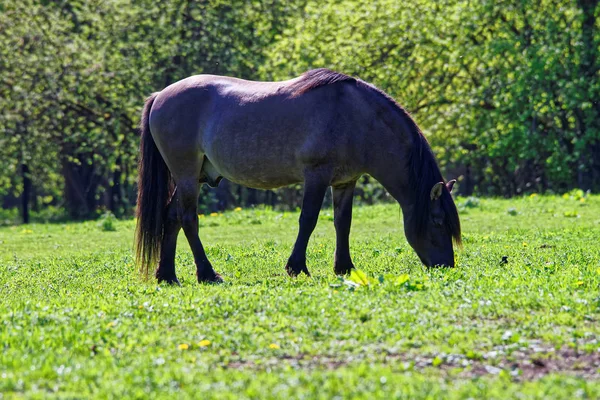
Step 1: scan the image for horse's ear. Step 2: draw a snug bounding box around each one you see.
[446,179,456,193]
[430,182,444,201]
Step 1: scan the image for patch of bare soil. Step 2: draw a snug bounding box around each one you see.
[464,342,600,380]
[225,340,600,381]
[392,341,600,380]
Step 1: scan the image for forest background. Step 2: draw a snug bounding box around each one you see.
[1,0,598,223]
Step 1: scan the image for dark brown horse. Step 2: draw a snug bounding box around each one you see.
[135,69,460,285]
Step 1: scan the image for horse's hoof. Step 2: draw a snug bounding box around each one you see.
[157,276,181,286]
[334,263,355,276]
[285,263,311,277]
[198,272,224,284]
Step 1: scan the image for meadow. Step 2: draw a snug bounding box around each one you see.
[1,193,599,399]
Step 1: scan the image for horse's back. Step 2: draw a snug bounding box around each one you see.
[149,74,370,189]
[149,74,302,146]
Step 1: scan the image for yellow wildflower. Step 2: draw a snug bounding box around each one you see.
[269,343,280,349]
[210,212,218,217]
[234,207,242,212]
[178,344,189,350]
[198,340,211,347]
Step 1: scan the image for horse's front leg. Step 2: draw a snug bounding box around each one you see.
[285,168,330,277]
[332,181,356,275]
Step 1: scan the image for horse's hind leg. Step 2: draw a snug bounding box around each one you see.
[286,168,331,277]
[156,192,182,285]
[177,179,223,283]
[332,181,356,275]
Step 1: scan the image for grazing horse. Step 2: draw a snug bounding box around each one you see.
[135,69,461,285]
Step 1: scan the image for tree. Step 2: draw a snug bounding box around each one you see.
[264,0,600,194]
[0,0,306,220]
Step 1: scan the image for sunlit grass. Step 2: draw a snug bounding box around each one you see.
[1,194,599,398]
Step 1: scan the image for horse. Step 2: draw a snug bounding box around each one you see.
[135,68,461,285]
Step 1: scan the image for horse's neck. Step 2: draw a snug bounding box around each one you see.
[363,96,425,213]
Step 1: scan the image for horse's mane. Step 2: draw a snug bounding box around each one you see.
[290,68,356,96]
[293,68,461,245]
[398,107,462,246]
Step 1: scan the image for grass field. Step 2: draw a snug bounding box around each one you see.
[1,193,599,399]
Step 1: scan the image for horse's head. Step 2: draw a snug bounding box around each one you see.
[404,179,460,268]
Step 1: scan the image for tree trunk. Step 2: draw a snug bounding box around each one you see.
[216,179,236,210]
[463,164,473,196]
[62,156,99,219]
[109,157,124,216]
[577,0,599,190]
[21,163,30,224]
[246,188,258,207]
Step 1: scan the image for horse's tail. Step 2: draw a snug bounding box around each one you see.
[135,92,172,277]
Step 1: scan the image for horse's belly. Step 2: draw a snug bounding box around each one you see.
[229,174,303,190]
[206,150,304,190]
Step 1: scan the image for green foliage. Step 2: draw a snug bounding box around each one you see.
[0,206,67,226]
[264,0,600,194]
[460,197,481,210]
[0,0,599,220]
[98,211,117,232]
[0,0,305,218]
[1,197,599,397]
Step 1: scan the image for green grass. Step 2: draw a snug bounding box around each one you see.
[1,193,599,399]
